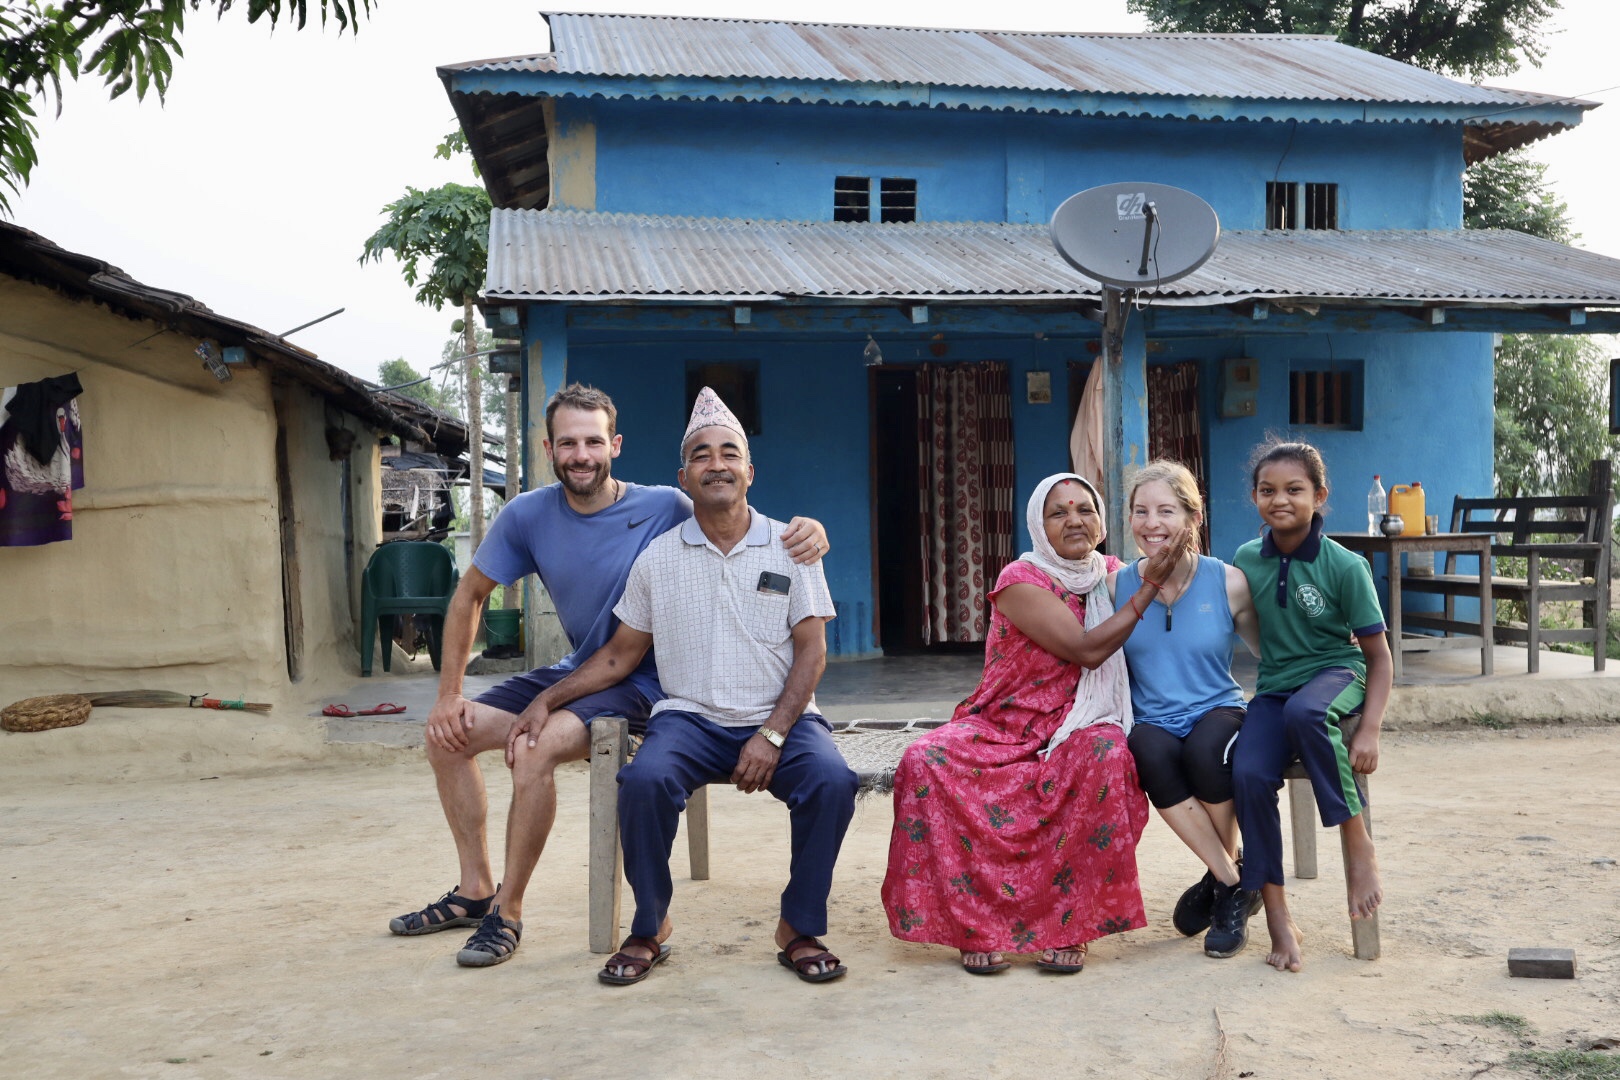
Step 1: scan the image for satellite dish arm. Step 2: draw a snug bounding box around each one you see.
[1136,202,1158,279]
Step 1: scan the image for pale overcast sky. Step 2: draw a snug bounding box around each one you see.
[11,0,1617,382]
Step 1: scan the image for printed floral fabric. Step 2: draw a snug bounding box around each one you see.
[0,387,83,547]
[882,558,1149,952]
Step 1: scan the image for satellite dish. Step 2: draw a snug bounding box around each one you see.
[1051,182,1220,290]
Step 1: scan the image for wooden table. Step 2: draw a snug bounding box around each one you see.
[1330,532,1494,682]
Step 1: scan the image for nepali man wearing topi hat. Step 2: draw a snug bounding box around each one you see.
[510,387,857,985]
[389,383,829,969]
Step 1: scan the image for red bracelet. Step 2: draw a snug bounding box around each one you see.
[1128,595,1144,620]
[1141,575,1165,590]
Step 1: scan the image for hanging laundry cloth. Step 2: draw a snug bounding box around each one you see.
[0,376,85,546]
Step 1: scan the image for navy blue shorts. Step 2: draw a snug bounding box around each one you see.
[474,665,656,734]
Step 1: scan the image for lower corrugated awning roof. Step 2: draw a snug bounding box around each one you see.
[485,208,1620,309]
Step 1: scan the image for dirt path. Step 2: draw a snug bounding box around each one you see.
[3,726,1617,1079]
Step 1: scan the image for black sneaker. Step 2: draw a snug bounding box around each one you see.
[1172,870,1217,936]
[1203,881,1261,958]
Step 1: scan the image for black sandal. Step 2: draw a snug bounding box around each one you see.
[388,884,495,936]
[456,909,522,967]
[599,935,671,986]
[776,934,847,983]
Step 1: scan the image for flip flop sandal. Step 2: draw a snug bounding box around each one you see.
[456,910,522,967]
[776,934,847,983]
[599,935,671,986]
[358,703,407,716]
[322,704,356,717]
[1034,942,1088,974]
[388,885,495,936]
[961,952,1011,975]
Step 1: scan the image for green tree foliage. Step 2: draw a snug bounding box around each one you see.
[1,0,370,214]
[358,183,492,311]
[1493,334,1617,500]
[1465,150,1574,243]
[1125,0,1558,78]
[361,176,495,550]
[376,357,457,413]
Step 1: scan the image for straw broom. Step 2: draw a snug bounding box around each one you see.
[84,690,272,713]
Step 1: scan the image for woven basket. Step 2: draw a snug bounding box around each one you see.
[1,694,92,733]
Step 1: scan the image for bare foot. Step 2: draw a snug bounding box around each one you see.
[1341,815,1383,919]
[603,915,672,980]
[960,949,1009,973]
[1260,883,1303,972]
[1265,912,1304,972]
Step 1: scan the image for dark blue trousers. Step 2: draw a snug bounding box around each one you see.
[618,710,858,939]
[1233,668,1367,890]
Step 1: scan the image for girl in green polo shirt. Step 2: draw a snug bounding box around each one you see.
[1230,440,1393,972]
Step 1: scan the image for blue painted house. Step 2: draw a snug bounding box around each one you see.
[440,12,1620,659]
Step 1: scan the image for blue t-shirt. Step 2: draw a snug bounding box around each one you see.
[1118,555,1245,738]
[473,482,690,701]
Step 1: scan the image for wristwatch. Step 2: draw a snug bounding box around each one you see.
[756,727,786,749]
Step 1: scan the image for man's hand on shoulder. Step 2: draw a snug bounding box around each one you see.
[782,517,829,565]
[426,693,475,754]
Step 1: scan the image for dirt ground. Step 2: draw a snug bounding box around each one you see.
[4,725,1618,1080]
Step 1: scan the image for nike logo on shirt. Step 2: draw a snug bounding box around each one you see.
[628,517,652,529]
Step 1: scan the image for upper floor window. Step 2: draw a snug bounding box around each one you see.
[1288,360,1363,429]
[834,176,918,223]
[1267,181,1338,230]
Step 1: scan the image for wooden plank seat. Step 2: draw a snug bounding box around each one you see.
[1398,461,1612,673]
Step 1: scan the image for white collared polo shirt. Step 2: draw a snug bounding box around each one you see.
[614,507,836,727]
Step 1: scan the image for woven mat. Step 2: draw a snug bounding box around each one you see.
[829,719,947,795]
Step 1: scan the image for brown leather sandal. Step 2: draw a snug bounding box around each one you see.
[598,935,671,986]
[776,934,848,983]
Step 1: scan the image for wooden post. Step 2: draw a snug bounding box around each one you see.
[686,786,711,881]
[588,717,629,954]
[1288,778,1318,879]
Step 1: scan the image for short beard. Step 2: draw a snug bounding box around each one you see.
[558,462,609,498]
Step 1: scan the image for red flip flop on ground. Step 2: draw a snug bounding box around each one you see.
[322,704,356,717]
[357,703,407,716]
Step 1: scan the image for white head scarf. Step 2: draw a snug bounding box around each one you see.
[1015,473,1134,755]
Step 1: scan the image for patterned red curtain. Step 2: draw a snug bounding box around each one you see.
[1146,361,1209,550]
[918,362,1015,644]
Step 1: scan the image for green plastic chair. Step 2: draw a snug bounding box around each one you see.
[360,541,459,676]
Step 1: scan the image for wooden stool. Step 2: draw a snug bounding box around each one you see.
[588,717,710,954]
[1283,713,1380,960]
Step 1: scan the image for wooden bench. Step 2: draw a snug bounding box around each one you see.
[1398,460,1612,673]
[589,715,1381,960]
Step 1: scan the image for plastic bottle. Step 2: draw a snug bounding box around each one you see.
[1367,475,1386,535]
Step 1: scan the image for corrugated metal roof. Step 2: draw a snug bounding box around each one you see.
[0,222,444,446]
[443,12,1574,110]
[485,208,1620,307]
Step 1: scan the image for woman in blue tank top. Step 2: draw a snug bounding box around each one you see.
[1107,461,1260,959]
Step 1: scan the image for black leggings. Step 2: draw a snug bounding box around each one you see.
[1127,706,1245,810]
